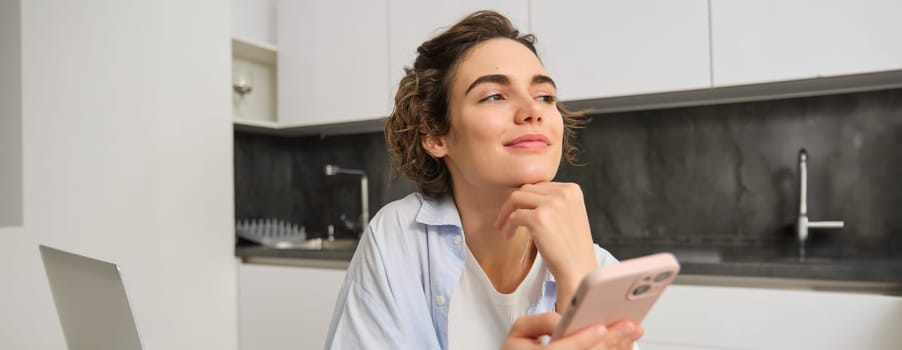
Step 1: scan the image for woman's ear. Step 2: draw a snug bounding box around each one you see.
[422,135,448,159]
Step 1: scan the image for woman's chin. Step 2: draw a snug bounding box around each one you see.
[506,170,557,186]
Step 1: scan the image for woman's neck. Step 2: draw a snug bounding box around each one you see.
[451,182,536,294]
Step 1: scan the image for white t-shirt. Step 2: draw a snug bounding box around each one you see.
[447,243,546,350]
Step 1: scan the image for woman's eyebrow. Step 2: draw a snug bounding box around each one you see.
[464,74,556,95]
[465,74,510,95]
[532,75,556,89]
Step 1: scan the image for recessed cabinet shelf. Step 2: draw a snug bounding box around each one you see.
[232,37,278,126]
[232,37,277,65]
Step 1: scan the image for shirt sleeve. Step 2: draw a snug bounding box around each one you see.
[325,279,401,349]
[594,244,620,267]
[323,224,403,349]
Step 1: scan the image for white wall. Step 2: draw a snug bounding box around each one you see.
[0,1,237,349]
[0,0,23,228]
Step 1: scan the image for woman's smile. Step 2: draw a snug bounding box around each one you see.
[503,134,551,151]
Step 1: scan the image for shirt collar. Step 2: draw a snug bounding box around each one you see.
[415,192,557,286]
[415,193,463,228]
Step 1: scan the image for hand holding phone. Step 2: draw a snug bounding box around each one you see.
[552,252,680,340]
[503,312,642,350]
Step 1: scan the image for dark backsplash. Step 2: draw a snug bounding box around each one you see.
[234,129,417,240]
[235,88,902,256]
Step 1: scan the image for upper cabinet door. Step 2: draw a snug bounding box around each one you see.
[388,1,529,96]
[278,0,390,126]
[711,0,902,87]
[531,0,711,101]
[231,0,277,47]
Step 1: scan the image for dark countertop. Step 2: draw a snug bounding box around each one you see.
[605,243,902,284]
[235,242,902,284]
[236,245,355,261]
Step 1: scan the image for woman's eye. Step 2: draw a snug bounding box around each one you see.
[480,94,504,103]
[536,95,557,103]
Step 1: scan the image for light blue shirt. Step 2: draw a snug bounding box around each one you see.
[324,192,618,349]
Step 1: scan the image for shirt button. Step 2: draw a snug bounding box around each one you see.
[453,235,462,245]
[436,295,446,306]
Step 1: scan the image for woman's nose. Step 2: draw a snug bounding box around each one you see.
[514,98,543,125]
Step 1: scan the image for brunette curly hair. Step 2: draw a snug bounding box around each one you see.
[385,10,585,197]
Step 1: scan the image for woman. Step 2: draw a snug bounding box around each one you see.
[325,10,642,350]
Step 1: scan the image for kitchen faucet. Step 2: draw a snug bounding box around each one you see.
[325,164,369,237]
[797,149,844,259]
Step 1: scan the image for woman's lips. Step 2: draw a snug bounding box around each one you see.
[504,134,551,150]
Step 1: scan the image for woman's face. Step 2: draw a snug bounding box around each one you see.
[425,38,564,191]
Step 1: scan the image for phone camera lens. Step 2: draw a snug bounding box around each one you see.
[632,284,651,296]
[654,271,673,282]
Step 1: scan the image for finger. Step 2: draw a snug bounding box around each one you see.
[499,209,533,239]
[602,321,643,349]
[495,190,545,229]
[521,182,584,203]
[608,321,643,341]
[518,182,560,195]
[548,325,607,350]
[507,313,561,339]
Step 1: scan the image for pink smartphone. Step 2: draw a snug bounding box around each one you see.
[551,252,680,339]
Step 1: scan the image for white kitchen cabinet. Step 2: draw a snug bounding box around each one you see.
[239,263,346,350]
[388,1,529,94]
[231,0,277,47]
[241,265,902,350]
[711,0,902,87]
[641,285,902,350]
[530,0,711,101]
[231,0,278,126]
[277,0,390,127]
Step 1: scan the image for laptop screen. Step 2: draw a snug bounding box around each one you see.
[39,245,143,350]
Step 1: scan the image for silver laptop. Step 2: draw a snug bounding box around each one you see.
[39,245,143,350]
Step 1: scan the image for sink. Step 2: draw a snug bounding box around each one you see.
[269,237,359,251]
[725,256,834,264]
[668,248,723,263]
[606,243,898,267]
[719,254,896,265]
[322,238,359,251]
[772,257,834,264]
